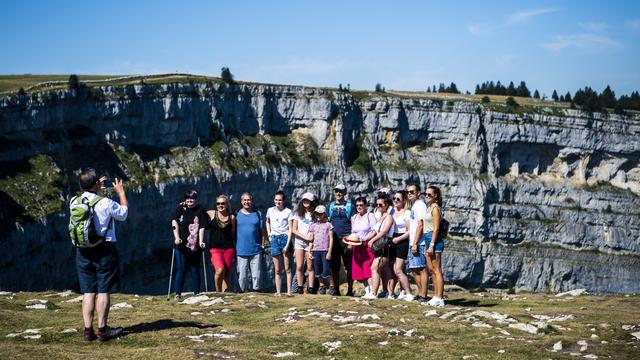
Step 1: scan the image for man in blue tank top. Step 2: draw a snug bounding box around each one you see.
[327,184,354,296]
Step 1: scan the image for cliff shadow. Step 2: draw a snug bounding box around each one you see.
[124,319,220,335]
[445,298,497,307]
[494,142,561,177]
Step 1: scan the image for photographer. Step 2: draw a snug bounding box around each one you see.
[71,168,128,342]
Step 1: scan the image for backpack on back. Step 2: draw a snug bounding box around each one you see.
[69,195,111,248]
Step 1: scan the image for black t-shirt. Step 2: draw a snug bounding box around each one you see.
[207,210,235,249]
[172,205,207,252]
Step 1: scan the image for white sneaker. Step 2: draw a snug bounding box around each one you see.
[403,294,415,302]
[397,291,407,300]
[364,285,371,295]
[362,293,377,300]
[428,297,445,307]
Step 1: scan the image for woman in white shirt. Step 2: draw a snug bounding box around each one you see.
[266,191,293,297]
[290,192,316,294]
[391,190,414,301]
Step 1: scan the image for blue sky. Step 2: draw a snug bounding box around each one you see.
[2,0,639,96]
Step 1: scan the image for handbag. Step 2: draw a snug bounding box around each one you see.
[370,237,391,256]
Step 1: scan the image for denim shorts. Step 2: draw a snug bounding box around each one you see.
[407,240,426,269]
[76,242,120,293]
[270,234,289,256]
[424,232,445,253]
[313,250,331,278]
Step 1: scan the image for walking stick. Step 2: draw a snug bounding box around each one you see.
[202,250,209,292]
[167,247,175,300]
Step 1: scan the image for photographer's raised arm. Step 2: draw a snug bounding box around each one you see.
[113,178,129,209]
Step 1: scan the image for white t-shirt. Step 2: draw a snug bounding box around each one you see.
[266,206,292,236]
[292,212,313,241]
[72,191,128,242]
[408,199,427,246]
[392,208,411,235]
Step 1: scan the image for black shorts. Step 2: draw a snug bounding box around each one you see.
[393,237,409,260]
[76,242,120,294]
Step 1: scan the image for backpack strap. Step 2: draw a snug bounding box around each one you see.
[328,201,335,218]
[345,202,353,218]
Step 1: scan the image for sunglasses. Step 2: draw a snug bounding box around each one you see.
[376,203,385,207]
[425,193,435,198]
[356,204,365,207]
[393,197,402,201]
[216,202,226,206]
[407,190,418,194]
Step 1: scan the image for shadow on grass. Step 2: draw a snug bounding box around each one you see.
[446,298,497,307]
[124,319,220,335]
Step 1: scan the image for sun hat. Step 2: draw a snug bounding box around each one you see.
[301,192,315,201]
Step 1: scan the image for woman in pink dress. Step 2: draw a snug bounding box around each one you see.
[349,196,377,296]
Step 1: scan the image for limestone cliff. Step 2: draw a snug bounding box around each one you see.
[1,81,638,294]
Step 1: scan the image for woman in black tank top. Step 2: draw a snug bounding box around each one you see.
[207,195,236,292]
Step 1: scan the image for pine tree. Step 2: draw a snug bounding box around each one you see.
[517,81,531,97]
[474,84,480,94]
[375,83,384,92]
[438,83,446,93]
[552,90,559,101]
[600,85,617,109]
[564,91,572,102]
[447,82,459,93]
[506,81,516,96]
[533,90,540,99]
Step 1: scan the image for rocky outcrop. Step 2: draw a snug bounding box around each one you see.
[1,81,639,294]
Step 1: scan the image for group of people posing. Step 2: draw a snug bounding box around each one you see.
[171,183,446,307]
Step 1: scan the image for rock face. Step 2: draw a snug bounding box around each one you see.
[1,82,639,294]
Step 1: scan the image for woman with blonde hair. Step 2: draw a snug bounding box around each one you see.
[206,194,236,292]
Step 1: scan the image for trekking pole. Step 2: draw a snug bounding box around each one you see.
[202,250,209,292]
[167,247,175,300]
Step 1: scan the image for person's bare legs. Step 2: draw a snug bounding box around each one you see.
[295,249,306,291]
[96,293,110,328]
[306,255,315,290]
[394,258,412,295]
[412,269,423,297]
[284,252,293,295]
[214,268,225,292]
[272,254,283,294]
[427,253,444,298]
[82,293,96,328]
[370,257,382,294]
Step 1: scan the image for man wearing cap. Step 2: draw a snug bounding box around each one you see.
[327,184,354,296]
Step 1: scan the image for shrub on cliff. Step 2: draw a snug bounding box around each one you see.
[506,96,519,109]
[221,67,235,84]
[481,96,490,103]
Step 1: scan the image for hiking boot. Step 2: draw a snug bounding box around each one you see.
[97,326,123,342]
[83,328,97,342]
[318,286,326,295]
[328,286,339,296]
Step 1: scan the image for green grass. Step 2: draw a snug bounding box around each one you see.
[0,74,121,93]
[0,155,64,220]
[1,290,638,359]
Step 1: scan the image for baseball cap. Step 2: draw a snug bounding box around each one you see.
[301,192,315,201]
[315,205,326,213]
[334,184,346,191]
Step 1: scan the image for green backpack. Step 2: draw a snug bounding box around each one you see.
[68,195,111,248]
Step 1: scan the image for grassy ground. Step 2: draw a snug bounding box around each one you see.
[1,287,638,359]
[0,75,119,93]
